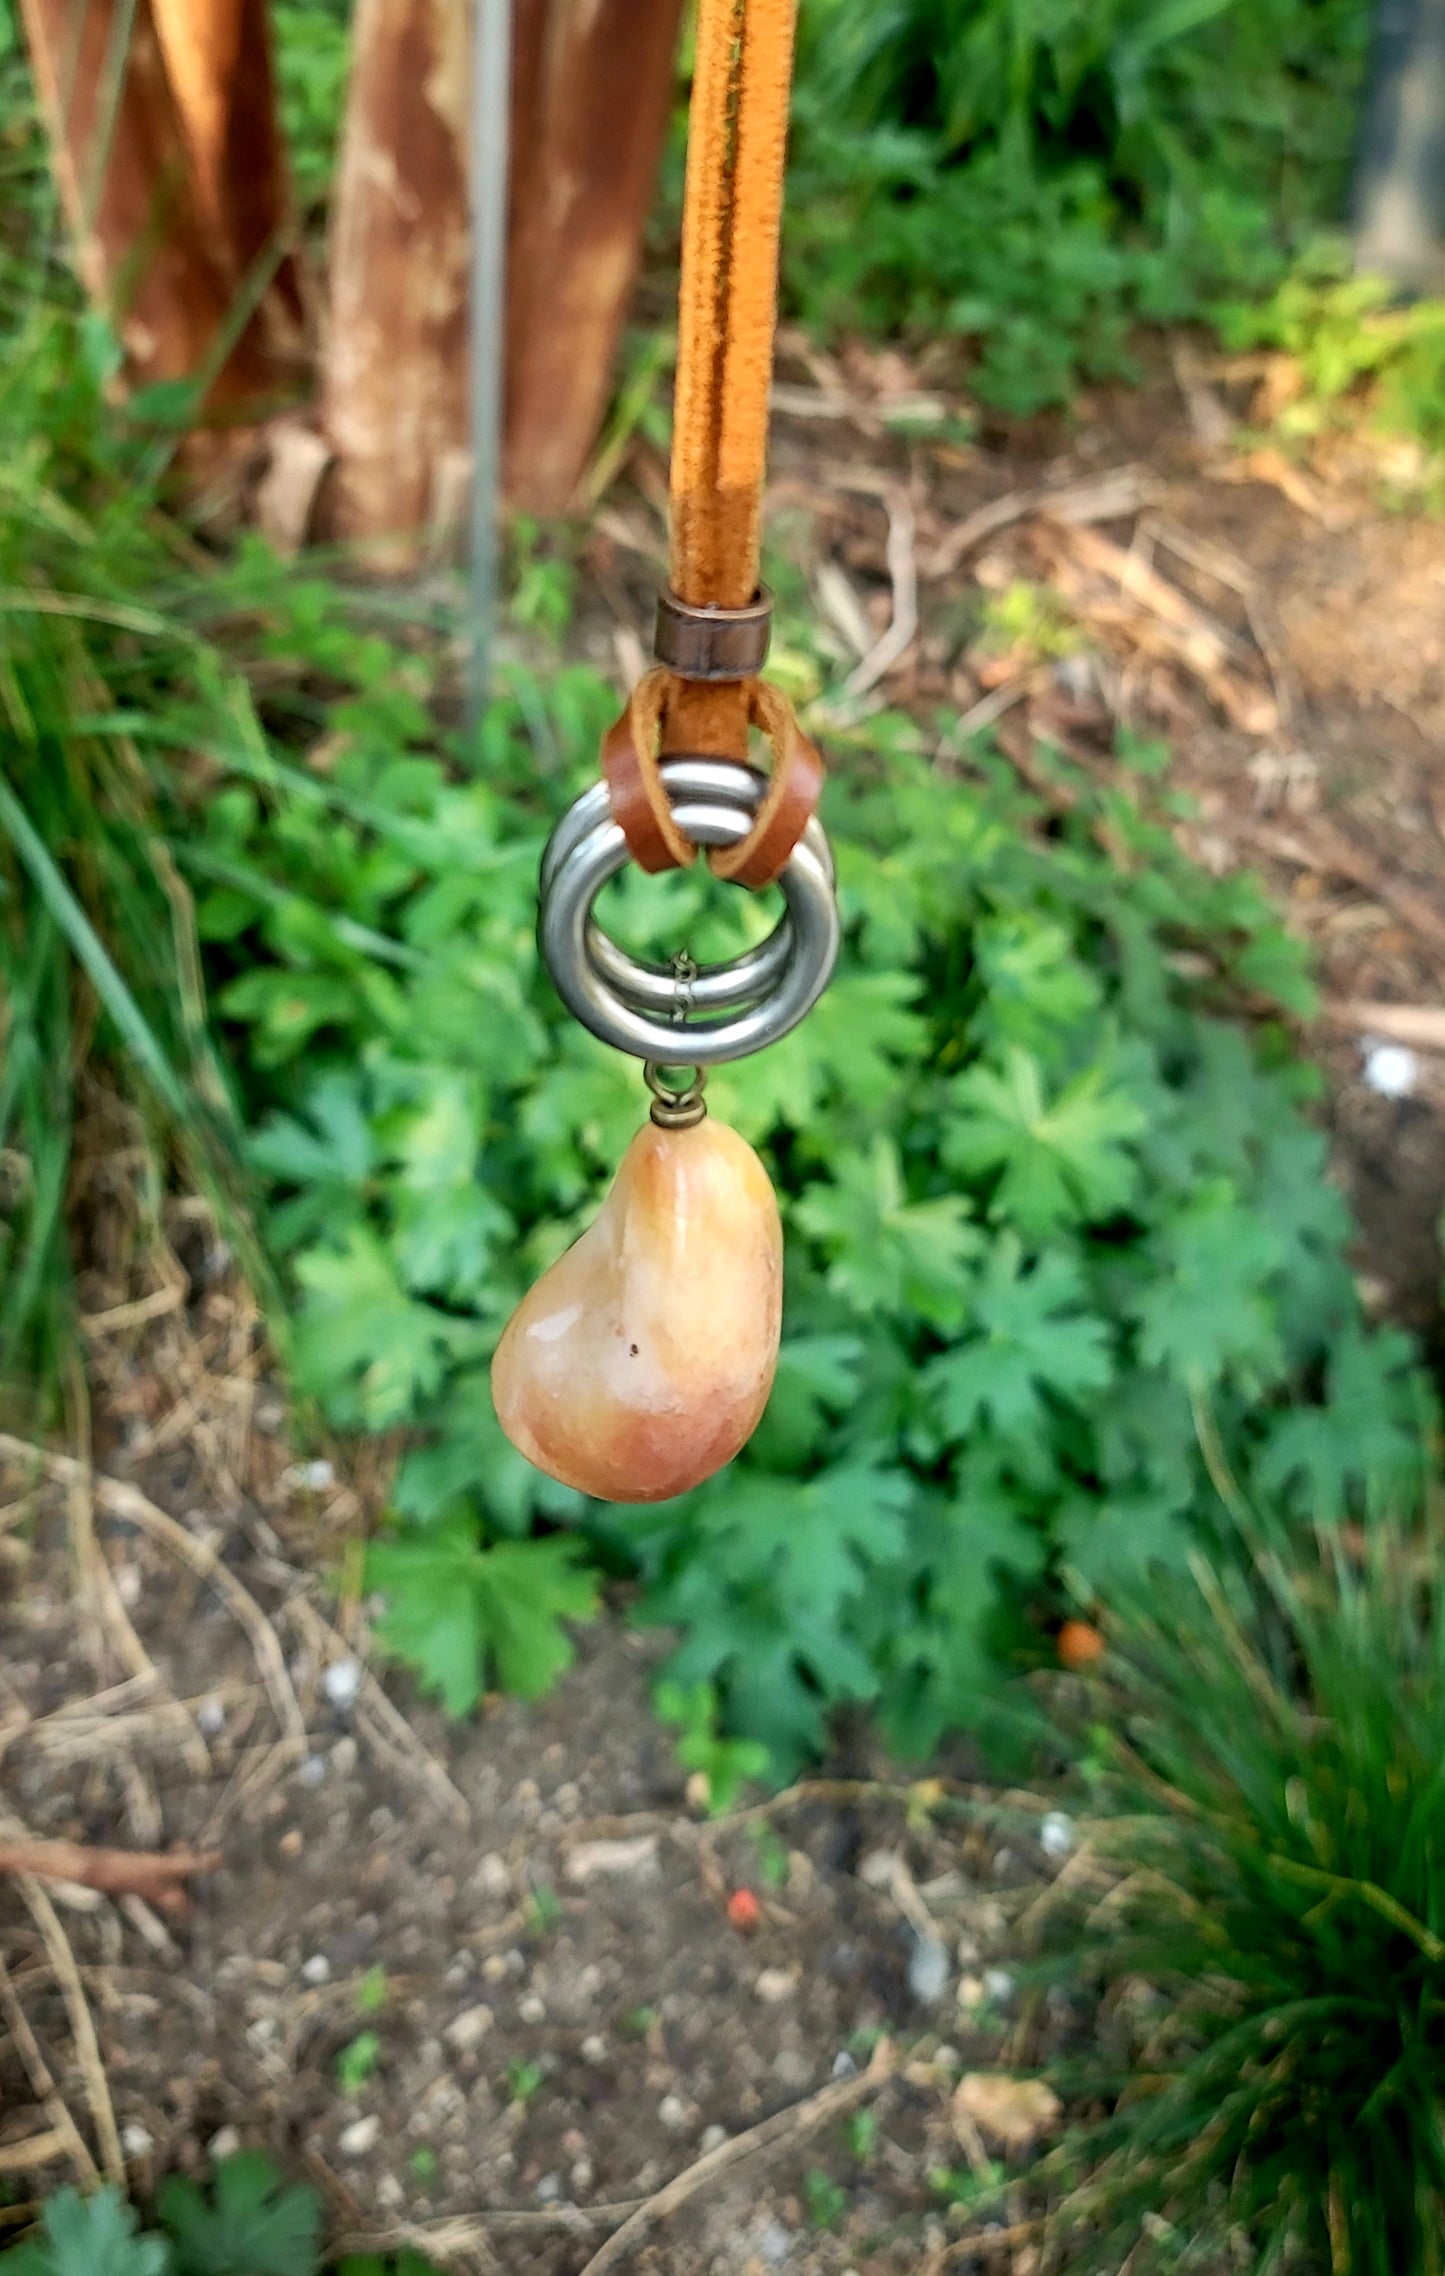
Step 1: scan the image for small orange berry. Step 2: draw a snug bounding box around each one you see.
[726,1886,762,1932]
[1057,1618,1105,1669]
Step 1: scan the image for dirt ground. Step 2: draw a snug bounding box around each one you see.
[1,336,1443,2272]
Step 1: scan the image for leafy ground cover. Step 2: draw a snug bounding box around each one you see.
[0,2160,431,2275]
[2,300,1434,1789]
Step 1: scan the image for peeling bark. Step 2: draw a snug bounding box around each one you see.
[321,0,473,564]
[19,0,297,412]
[504,0,685,514]
[149,0,309,379]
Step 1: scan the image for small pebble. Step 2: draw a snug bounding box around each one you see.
[957,1973,986,2013]
[755,1967,796,2004]
[1040,1810,1075,1860]
[114,1563,142,1608]
[278,1828,304,1860]
[700,2124,728,2153]
[376,2175,404,2210]
[657,2094,688,2132]
[121,2123,154,2158]
[298,1754,328,1788]
[1364,1042,1418,1099]
[858,1848,899,1890]
[301,1955,332,1986]
[196,1698,226,1736]
[983,1966,1015,2004]
[534,2173,563,2204]
[296,1458,336,1491]
[518,1992,547,2024]
[570,2155,595,2193]
[580,2034,607,2064]
[207,2126,241,2161]
[934,2042,961,2072]
[339,2115,382,2159]
[473,1852,512,1899]
[908,1932,951,2006]
[444,2004,495,2054]
[322,1657,362,1709]
[831,2049,858,2080]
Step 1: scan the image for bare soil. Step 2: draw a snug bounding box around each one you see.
[2,336,1443,2273]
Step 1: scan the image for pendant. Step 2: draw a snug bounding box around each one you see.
[491,1073,782,1503]
[493,752,837,1503]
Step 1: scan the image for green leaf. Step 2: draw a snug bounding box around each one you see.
[794,1138,978,1324]
[945,1049,1143,1235]
[158,2152,322,2276]
[368,1519,598,1714]
[291,1229,464,1428]
[927,1239,1112,1441]
[1056,1484,1196,1594]
[2,2190,170,2276]
[1132,1180,1285,1389]
[1259,1325,1424,1520]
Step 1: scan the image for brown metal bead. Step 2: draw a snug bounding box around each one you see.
[654,586,772,681]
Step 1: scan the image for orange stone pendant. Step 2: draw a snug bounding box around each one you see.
[491,1114,782,1503]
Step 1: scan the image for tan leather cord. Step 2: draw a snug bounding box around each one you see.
[601,0,822,887]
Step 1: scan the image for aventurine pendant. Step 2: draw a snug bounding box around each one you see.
[491,1116,782,1503]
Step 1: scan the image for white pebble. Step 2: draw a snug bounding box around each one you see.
[831,2049,858,2080]
[518,1992,547,2024]
[298,1753,328,1787]
[121,2123,154,2158]
[983,1967,1015,2003]
[580,2033,607,2064]
[196,1698,226,1736]
[444,2004,495,2054]
[908,1933,951,2006]
[858,1848,900,1890]
[322,1657,362,1708]
[1364,1042,1418,1099]
[339,2114,382,2158]
[297,1458,336,1491]
[1040,1810,1075,1860]
[755,1967,796,2004]
[207,2126,241,2161]
[957,1973,986,2013]
[700,2124,728,2153]
[300,1954,332,1986]
[473,1852,512,1899]
[534,2172,563,2203]
[375,2175,404,2210]
[657,2093,689,2132]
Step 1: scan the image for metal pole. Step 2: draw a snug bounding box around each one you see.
[470,0,512,720]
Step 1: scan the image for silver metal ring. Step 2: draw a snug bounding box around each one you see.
[538,758,839,1065]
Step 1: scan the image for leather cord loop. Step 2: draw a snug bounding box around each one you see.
[602,669,822,890]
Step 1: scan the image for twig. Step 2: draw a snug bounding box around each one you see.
[0,1438,305,1755]
[0,1836,220,1916]
[284,1598,469,1827]
[0,1958,98,2186]
[1325,1001,1445,1052]
[927,465,1158,579]
[1242,821,1445,955]
[574,2039,896,2276]
[13,1871,125,2182]
[0,2130,72,2177]
[845,491,918,698]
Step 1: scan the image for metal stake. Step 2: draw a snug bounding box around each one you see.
[469,0,512,722]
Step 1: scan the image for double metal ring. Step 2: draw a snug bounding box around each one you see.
[538,758,839,1065]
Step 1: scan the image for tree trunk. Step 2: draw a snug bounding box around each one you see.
[322,0,682,559]
[148,0,309,380]
[19,0,299,412]
[321,0,472,564]
[504,0,685,515]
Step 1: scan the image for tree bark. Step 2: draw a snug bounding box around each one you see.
[19,0,299,412]
[148,0,309,379]
[504,0,685,514]
[322,0,682,558]
[321,0,472,563]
